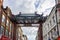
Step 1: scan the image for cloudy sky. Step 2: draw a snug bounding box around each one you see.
[21,27,38,40]
[3,0,56,16]
[3,0,56,40]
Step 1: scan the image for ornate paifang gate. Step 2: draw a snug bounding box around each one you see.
[10,12,46,40]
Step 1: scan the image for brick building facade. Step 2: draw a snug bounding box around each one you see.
[0,0,23,40]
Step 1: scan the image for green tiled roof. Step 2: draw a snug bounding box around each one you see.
[11,13,46,24]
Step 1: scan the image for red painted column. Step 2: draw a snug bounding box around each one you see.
[38,22,43,40]
[13,23,16,40]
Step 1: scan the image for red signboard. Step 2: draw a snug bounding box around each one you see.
[0,35,10,40]
[57,36,60,40]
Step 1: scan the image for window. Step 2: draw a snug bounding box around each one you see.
[2,15,5,23]
[6,20,9,26]
[9,32,11,38]
[54,27,58,36]
[48,32,50,37]
[52,16,55,23]
[55,10,57,13]
[48,24,49,28]
[10,23,12,38]
[48,32,51,40]
[0,26,4,35]
[9,23,13,39]
[51,31,53,38]
[5,29,9,37]
[51,28,58,39]
[50,20,52,26]
[8,13,10,16]
[10,23,12,32]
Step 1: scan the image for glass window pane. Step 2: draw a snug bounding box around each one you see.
[0,26,4,35]
[2,15,5,23]
[10,23,12,31]
[5,29,9,37]
[6,20,9,26]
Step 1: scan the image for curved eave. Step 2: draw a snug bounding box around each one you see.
[10,13,46,24]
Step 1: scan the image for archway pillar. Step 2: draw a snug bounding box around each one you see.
[38,22,43,40]
[13,23,17,40]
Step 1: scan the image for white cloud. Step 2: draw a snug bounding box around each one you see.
[3,0,55,15]
[21,27,38,40]
[37,0,55,16]
[15,0,23,6]
[43,8,52,16]
[27,35,36,40]
[21,27,38,35]
[3,0,36,15]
